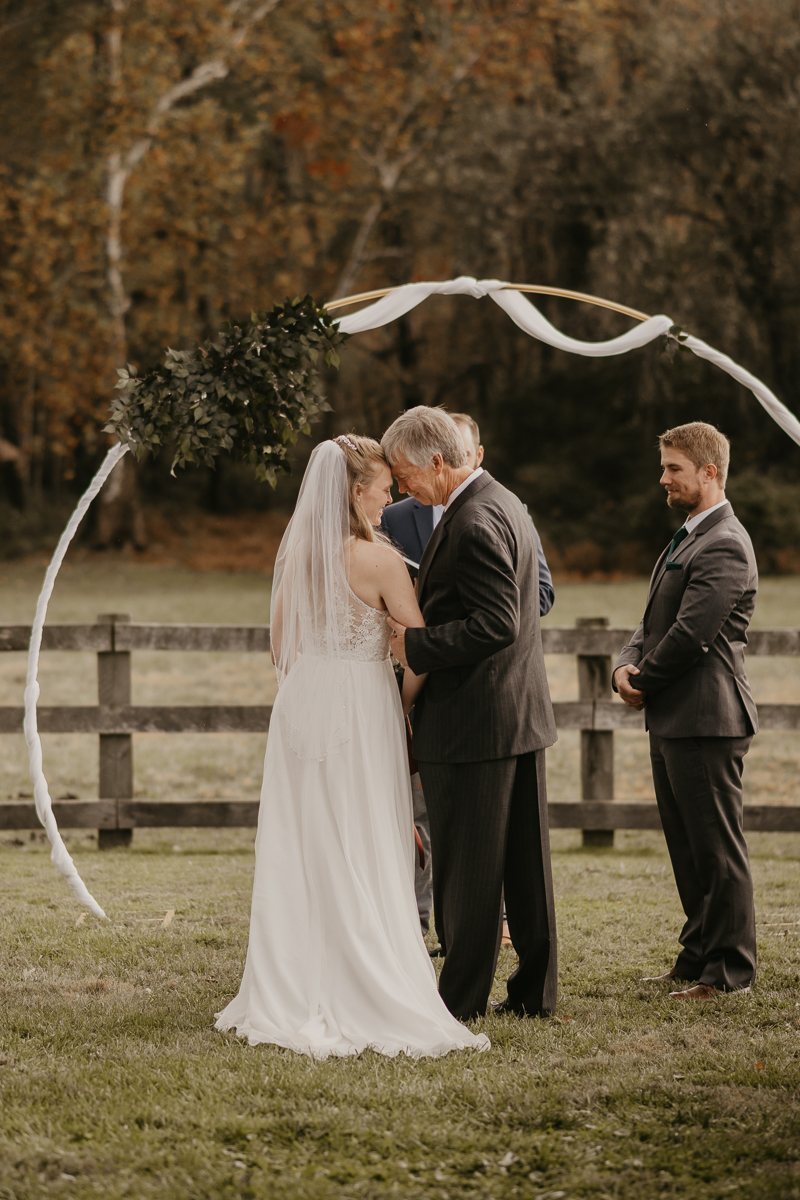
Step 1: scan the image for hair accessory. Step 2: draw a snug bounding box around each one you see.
[335,435,358,451]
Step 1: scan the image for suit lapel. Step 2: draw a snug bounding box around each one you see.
[417,472,494,599]
[645,502,733,609]
[646,543,672,602]
[647,534,693,602]
[417,519,447,598]
[412,501,433,561]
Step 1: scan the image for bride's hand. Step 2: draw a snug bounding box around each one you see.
[387,616,408,667]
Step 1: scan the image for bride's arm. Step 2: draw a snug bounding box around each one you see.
[377,549,428,715]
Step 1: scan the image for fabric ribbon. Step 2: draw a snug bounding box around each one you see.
[24,441,129,917]
[337,276,800,447]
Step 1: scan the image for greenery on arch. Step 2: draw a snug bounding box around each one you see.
[104,296,347,486]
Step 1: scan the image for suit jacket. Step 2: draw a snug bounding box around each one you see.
[381,494,556,616]
[380,496,433,567]
[613,502,758,737]
[405,472,557,762]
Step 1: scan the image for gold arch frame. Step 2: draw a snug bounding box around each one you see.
[324,283,651,323]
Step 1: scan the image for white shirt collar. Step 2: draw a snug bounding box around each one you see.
[444,467,484,511]
[684,498,728,534]
[431,504,445,528]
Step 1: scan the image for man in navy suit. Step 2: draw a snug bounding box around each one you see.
[381,411,555,940]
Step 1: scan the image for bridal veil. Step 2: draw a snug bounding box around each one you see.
[270,440,354,761]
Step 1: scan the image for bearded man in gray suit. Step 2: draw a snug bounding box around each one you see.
[382,406,558,1022]
[614,422,758,1000]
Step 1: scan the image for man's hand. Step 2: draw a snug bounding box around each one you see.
[387,616,409,667]
[615,664,645,710]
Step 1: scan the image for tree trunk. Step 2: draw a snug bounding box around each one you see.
[94,453,147,549]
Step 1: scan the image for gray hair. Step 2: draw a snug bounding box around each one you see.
[381,406,467,469]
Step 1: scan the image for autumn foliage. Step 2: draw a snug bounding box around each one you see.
[1,0,799,566]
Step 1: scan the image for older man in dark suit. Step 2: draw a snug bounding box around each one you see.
[381,412,555,941]
[383,405,558,1022]
[614,421,758,1000]
[382,412,555,615]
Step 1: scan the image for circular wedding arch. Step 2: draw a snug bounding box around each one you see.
[23,276,800,915]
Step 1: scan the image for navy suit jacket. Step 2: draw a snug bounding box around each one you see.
[381,494,555,617]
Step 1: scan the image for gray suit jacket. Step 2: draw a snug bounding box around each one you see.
[405,472,558,762]
[613,502,758,737]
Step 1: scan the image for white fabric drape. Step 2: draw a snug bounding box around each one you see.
[25,275,800,911]
[337,276,800,447]
[680,333,800,447]
[25,441,129,917]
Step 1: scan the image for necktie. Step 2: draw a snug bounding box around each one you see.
[667,526,689,561]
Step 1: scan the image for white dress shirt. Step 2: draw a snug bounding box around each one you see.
[683,498,729,535]
[431,504,445,529]
[444,467,484,511]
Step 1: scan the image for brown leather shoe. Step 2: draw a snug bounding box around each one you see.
[640,967,682,983]
[670,983,751,1000]
[669,983,720,1000]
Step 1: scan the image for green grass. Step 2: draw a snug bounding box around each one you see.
[3,567,800,1197]
[2,829,800,1199]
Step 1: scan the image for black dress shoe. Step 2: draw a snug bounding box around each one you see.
[491,999,524,1016]
[428,945,444,959]
[491,999,552,1018]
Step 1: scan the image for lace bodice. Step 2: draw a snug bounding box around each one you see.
[302,589,391,662]
[343,592,392,661]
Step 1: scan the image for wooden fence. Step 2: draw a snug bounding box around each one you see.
[2,613,800,848]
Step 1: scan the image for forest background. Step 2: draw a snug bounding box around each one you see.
[1,0,800,575]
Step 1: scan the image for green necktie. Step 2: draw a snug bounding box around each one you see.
[667,525,689,562]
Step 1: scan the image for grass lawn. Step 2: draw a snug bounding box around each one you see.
[2,566,800,1198]
[2,829,800,1200]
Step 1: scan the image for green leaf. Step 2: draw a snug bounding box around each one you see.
[102,294,347,478]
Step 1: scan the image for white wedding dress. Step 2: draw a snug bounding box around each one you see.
[215,441,489,1060]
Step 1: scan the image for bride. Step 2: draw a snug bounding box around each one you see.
[215,435,489,1058]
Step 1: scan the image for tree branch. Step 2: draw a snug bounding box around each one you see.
[104,0,281,357]
[332,47,481,300]
[333,199,384,301]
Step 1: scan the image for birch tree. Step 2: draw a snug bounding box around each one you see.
[96,0,282,543]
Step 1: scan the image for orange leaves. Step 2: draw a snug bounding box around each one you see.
[0,0,649,483]
[306,158,351,180]
[273,112,321,148]
[332,20,380,52]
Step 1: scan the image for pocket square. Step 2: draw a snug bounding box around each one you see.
[665,561,683,571]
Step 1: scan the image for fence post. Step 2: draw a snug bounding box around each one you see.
[577,616,614,848]
[96,613,133,850]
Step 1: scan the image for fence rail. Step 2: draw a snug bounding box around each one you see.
[2,614,799,846]
[4,700,800,737]
[3,622,800,656]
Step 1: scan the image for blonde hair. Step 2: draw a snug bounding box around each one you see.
[334,434,390,542]
[659,422,730,489]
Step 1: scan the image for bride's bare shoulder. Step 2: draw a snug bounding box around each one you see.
[352,540,398,561]
[350,536,420,615]
[350,538,403,573]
